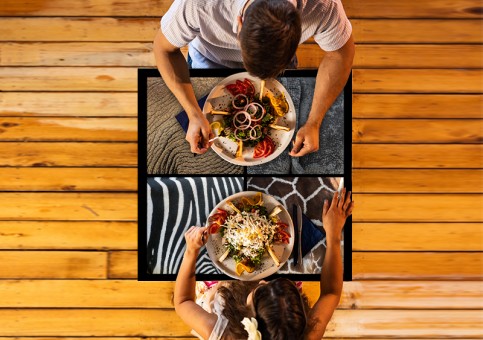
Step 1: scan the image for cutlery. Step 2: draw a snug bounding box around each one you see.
[296,204,303,270]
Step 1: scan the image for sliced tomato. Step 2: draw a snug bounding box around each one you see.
[225,84,240,96]
[253,139,268,158]
[243,78,255,96]
[208,223,221,234]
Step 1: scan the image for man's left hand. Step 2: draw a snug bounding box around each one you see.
[289,123,320,157]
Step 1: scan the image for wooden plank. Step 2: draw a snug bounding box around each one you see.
[353,223,483,251]
[352,119,483,143]
[1,280,481,309]
[0,309,190,337]
[0,117,137,141]
[0,0,172,16]
[3,43,482,69]
[353,69,483,93]
[0,168,137,191]
[0,92,137,117]
[0,193,137,221]
[2,18,481,43]
[0,142,137,167]
[0,67,137,92]
[344,0,483,18]
[0,251,106,279]
[352,169,483,193]
[109,250,137,279]
[0,221,137,249]
[352,94,483,119]
[0,18,160,42]
[0,280,173,308]
[0,309,479,337]
[0,0,481,18]
[352,19,483,43]
[297,44,483,69]
[353,252,482,280]
[0,42,155,67]
[353,194,482,222]
[353,144,483,169]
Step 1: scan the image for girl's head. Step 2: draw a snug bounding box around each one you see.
[249,278,308,339]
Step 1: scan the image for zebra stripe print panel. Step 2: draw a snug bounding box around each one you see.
[147,177,244,275]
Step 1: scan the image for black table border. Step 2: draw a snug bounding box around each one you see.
[138,68,352,281]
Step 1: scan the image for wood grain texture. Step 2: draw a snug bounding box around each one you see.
[0,67,137,91]
[0,142,137,167]
[352,119,483,143]
[353,144,483,168]
[0,118,137,141]
[109,250,137,279]
[352,94,483,119]
[353,69,483,93]
[0,168,137,191]
[0,193,137,221]
[2,18,481,43]
[0,92,137,117]
[353,194,482,222]
[352,19,483,43]
[352,169,483,193]
[0,221,137,249]
[297,44,483,69]
[353,223,483,251]
[1,0,482,18]
[353,252,482,280]
[0,309,479,337]
[0,251,107,279]
[1,280,481,309]
[3,43,482,69]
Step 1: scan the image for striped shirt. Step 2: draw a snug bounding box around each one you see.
[161,0,352,68]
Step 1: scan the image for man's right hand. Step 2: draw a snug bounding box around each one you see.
[186,113,214,154]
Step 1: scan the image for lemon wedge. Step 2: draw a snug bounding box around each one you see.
[210,121,223,135]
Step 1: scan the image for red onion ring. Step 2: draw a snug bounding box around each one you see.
[233,128,251,141]
[244,102,265,122]
[233,111,252,129]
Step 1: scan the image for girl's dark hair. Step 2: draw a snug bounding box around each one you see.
[240,0,301,79]
[253,278,309,339]
[217,280,259,339]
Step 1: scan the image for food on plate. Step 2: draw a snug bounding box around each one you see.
[208,192,291,276]
[210,78,290,159]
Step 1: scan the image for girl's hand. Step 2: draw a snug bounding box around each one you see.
[184,225,209,255]
[322,188,354,239]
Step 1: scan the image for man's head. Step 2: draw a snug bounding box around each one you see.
[239,0,301,79]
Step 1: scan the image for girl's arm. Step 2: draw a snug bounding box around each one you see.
[174,226,217,339]
[305,188,354,340]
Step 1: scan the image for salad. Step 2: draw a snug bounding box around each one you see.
[207,192,291,276]
[210,78,290,159]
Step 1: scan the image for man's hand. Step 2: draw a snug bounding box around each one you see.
[322,188,353,239]
[289,122,320,157]
[184,225,208,255]
[186,114,214,154]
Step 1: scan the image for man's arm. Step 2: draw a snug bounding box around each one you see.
[304,188,354,340]
[153,30,213,154]
[290,34,354,157]
[174,226,217,339]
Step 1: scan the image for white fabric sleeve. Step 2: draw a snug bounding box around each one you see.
[313,0,352,51]
[160,0,200,48]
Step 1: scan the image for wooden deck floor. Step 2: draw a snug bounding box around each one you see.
[0,0,482,338]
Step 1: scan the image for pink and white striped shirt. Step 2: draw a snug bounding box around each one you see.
[161,0,352,68]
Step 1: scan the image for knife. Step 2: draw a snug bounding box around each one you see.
[292,204,299,266]
[296,204,303,270]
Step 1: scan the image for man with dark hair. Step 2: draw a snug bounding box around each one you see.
[154,0,354,156]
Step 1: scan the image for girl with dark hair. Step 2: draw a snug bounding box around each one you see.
[174,188,353,339]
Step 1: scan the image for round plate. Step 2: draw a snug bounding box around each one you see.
[202,72,295,166]
[205,191,294,281]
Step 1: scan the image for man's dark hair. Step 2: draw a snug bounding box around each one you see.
[240,0,302,79]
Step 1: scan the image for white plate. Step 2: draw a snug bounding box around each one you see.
[205,191,294,281]
[202,72,296,166]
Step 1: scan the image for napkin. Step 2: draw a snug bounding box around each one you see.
[301,213,325,257]
[175,95,209,133]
